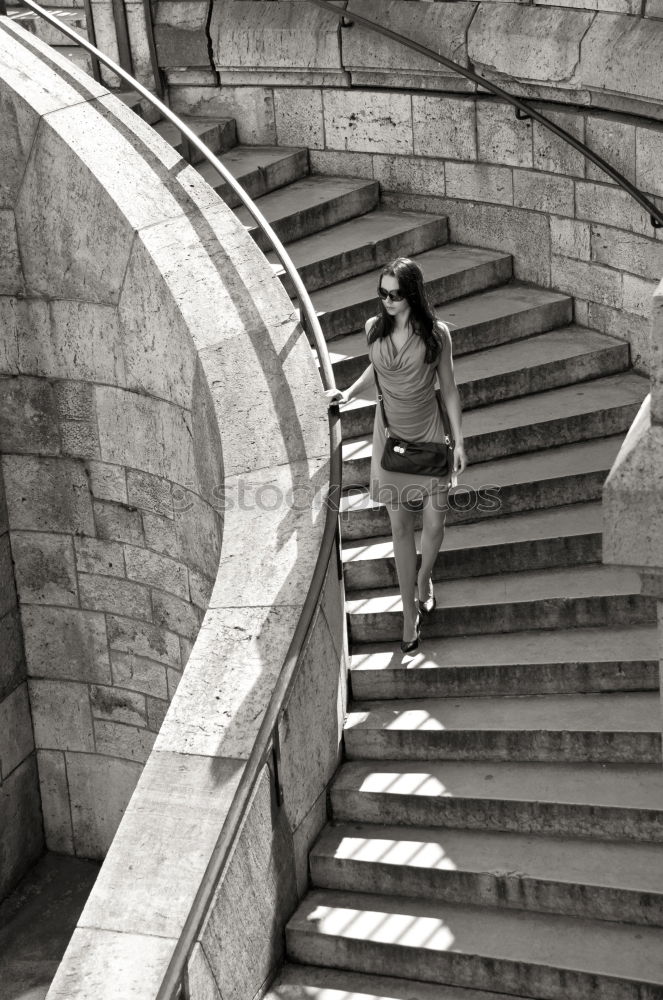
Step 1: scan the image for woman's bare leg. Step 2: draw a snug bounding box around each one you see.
[417,491,448,603]
[387,504,419,642]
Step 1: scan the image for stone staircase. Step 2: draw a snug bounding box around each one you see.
[129,102,662,999]
[190,120,663,1000]
[5,22,662,989]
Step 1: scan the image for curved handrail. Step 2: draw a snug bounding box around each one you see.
[1,4,342,998]
[308,0,663,231]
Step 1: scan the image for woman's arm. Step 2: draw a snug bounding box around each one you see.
[436,322,467,476]
[325,318,376,404]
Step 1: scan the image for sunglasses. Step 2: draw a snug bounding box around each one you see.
[378,286,405,303]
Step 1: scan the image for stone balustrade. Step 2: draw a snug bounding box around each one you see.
[0,18,346,999]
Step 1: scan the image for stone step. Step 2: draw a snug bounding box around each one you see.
[268,209,448,296]
[313,246,513,342]
[7,4,87,45]
[340,327,630,439]
[347,565,656,643]
[266,964,531,1000]
[344,691,662,764]
[286,889,663,997]
[330,284,573,386]
[51,44,91,74]
[340,435,624,540]
[196,145,309,208]
[311,823,663,926]
[152,116,238,164]
[235,176,380,252]
[348,625,659,700]
[330,759,663,841]
[343,502,603,592]
[341,372,647,488]
[114,89,162,126]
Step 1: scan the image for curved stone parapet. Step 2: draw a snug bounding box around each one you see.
[0,18,345,999]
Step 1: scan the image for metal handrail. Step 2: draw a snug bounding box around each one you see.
[0,4,342,998]
[308,0,663,230]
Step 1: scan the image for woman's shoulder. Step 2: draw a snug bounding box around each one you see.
[365,315,379,335]
[434,319,452,348]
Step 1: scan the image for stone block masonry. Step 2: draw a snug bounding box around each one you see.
[0,24,224,862]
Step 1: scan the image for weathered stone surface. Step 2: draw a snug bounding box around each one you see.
[79,573,152,622]
[66,751,142,857]
[0,298,20,375]
[322,89,413,156]
[580,16,663,106]
[106,614,181,668]
[79,751,243,935]
[37,749,75,854]
[588,301,651,372]
[344,0,476,90]
[12,531,78,607]
[212,459,326,608]
[94,721,156,762]
[413,96,476,161]
[118,237,196,411]
[468,6,594,84]
[533,109,586,176]
[29,680,94,752]
[575,180,654,237]
[0,608,24,702]
[188,567,215,610]
[0,211,23,295]
[591,226,663,280]
[202,766,297,1000]
[477,102,533,167]
[0,754,43,900]
[126,469,174,518]
[46,926,175,1000]
[309,149,374,178]
[278,606,342,831]
[513,169,575,216]
[90,685,147,728]
[552,217,591,260]
[84,461,126,505]
[275,88,324,150]
[93,499,145,546]
[124,545,189,600]
[187,944,222,1000]
[153,0,210,67]
[110,652,168,701]
[96,387,197,488]
[292,789,328,899]
[0,83,40,210]
[125,0,156,89]
[0,20,106,119]
[55,381,95,423]
[622,274,658,318]
[445,162,514,205]
[210,0,346,86]
[636,125,663,199]
[2,455,94,534]
[368,154,445,197]
[156,603,299,758]
[58,420,100,460]
[0,533,17,620]
[551,254,623,308]
[152,589,200,640]
[22,606,111,684]
[146,696,168,733]
[0,682,34,778]
[0,376,59,455]
[19,301,125,384]
[586,116,636,185]
[171,85,277,145]
[74,536,125,578]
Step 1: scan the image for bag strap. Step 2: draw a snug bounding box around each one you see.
[373,367,453,446]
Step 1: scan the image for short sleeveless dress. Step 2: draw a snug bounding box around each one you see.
[368,324,451,509]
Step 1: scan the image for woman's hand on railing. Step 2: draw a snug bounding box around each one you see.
[325,388,347,407]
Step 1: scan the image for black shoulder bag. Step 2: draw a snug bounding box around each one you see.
[374,370,455,479]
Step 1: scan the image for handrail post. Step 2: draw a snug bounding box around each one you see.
[0,0,8,17]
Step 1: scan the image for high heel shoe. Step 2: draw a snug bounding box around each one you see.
[400,612,421,654]
[418,580,437,616]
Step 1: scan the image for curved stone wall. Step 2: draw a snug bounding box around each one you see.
[158,0,663,374]
[1,16,346,999]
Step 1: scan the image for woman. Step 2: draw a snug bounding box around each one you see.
[328,257,467,653]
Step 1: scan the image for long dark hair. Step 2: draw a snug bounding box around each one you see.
[368,257,444,365]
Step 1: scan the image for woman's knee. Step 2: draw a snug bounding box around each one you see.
[388,512,414,542]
